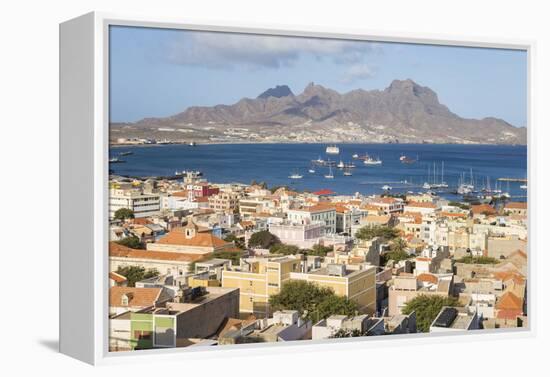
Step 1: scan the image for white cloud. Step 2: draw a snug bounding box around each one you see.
[341,64,375,83]
[166,31,378,70]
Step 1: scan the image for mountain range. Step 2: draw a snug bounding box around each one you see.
[110,79,526,145]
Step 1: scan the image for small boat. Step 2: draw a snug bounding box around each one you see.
[312,156,325,165]
[344,162,356,168]
[326,145,340,155]
[400,155,416,164]
[109,157,125,163]
[381,185,392,191]
[325,166,334,179]
[289,172,304,179]
[189,141,197,146]
[337,160,345,169]
[308,166,316,174]
[118,151,133,156]
[363,156,382,165]
[343,168,352,176]
[422,182,432,190]
[352,153,359,159]
[520,184,527,190]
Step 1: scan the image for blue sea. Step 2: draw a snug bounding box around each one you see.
[110,143,527,201]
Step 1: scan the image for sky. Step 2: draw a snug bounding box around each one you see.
[109,25,527,127]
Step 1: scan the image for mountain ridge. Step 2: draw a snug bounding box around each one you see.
[110,79,526,145]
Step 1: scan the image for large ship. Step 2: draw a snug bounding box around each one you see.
[326,145,340,155]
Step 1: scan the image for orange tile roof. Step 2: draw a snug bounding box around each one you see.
[172,190,189,198]
[505,202,527,210]
[109,242,206,262]
[156,228,230,248]
[496,291,523,311]
[109,271,128,283]
[364,215,391,224]
[373,197,399,204]
[471,204,497,215]
[508,249,528,259]
[493,270,525,284]
[416,273,438,284]
[110,286,162,308]
[439,211,467,218]
[416,257,432,262]
[133,218,152,225]
[334,203,351,213]
[299,203,336,213]
[361,204,383,212]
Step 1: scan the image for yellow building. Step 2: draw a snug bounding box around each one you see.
[221,256,302,315]
[222,256,377,316]
[290,264,377,315]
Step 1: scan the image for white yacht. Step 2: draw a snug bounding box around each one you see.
[289,172,303,179]
[381,185,392,191]
[363,156,382,165]
[326,145,340,155]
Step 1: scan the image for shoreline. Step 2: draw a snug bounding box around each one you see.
[110,141,528,149]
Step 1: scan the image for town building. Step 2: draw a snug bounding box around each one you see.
[109,187,161,219]
[289,263,377,315]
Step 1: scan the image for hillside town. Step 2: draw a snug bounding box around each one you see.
[108,171,528,351]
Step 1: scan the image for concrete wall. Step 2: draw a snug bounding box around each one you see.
[173,288,240,339]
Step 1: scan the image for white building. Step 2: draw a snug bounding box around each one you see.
[287,204,337,234]
[268,221,325,249]
[109,188,161,219]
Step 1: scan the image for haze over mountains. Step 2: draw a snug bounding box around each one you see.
[110,79,526,145]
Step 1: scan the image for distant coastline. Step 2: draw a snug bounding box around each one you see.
[110,140,528,148]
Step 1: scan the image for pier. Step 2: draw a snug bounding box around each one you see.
[497,177,527,183]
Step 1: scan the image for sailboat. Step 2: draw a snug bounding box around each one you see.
[431,162,448,188]
[324,165,334,179]
[343,167,352,176]
[288,170,303,179]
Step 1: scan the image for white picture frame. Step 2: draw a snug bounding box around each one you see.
[60,11,536,365]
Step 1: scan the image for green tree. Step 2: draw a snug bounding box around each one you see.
[402,295,459,332]
[115,266,159,287]
[212,250,244,265]
[116,235,144,249]
[223,234,245,249]
[380,237,411,265]
[270,243,301,255]
[355,225,399,241]
[114,208,135,221]
[306,244,333,257]
[330,328,364,338]
[316,294,358,320]
[248,230,280,249]
[448,201,470,211]
[269,281,357,321]
[455,255,498,264]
